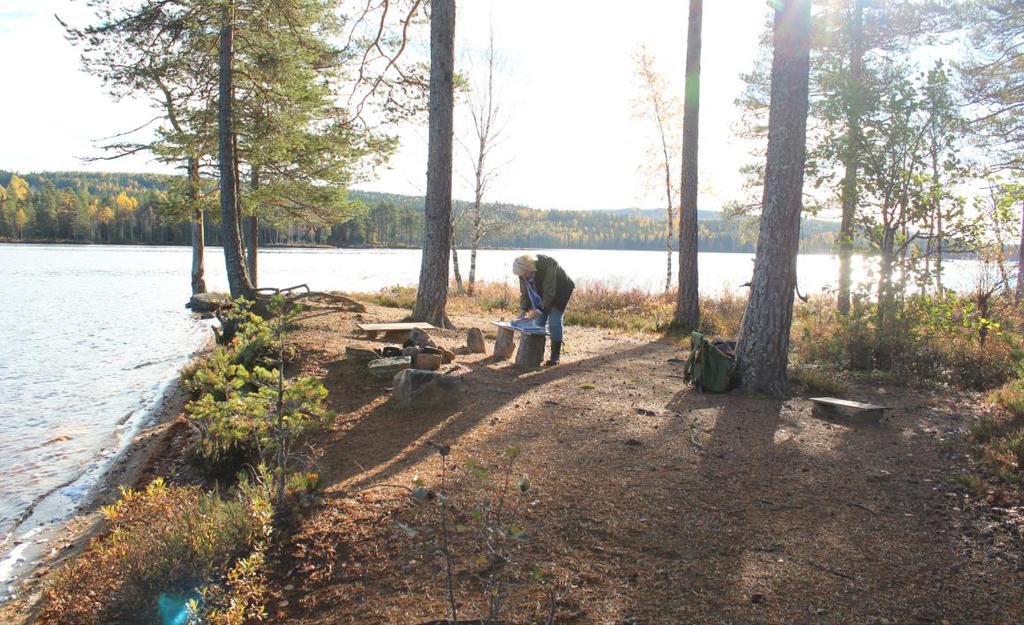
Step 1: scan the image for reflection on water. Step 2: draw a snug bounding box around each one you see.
[0,243,983,595]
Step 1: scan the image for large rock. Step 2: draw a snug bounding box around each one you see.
[392,369,466,407]
[466,328,487,354]
[346,346,381,363]
[402,346,421,358]
[408,328,436,349]
[187,292,231,313]
[368,356,412,379]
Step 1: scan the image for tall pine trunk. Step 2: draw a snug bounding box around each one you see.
[838,0,864,316]
[218,2,256,300]
[188,157,206,295]
[735,0,812,398]
[413,0,456,327]
[675,0,702,330]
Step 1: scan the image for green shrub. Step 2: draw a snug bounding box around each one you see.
[40,475,273,625]
[185,296,334,494]
[186,365,332,474]
[183,346,250,400]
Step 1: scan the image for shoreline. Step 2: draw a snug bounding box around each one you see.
[0,341,211,622]
[0,240,860,257]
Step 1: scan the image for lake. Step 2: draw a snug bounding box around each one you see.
[0,243,985,596]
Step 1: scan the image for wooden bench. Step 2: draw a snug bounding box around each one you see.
[356,322,436,340]
[490,321,549,366]
[810,397,886,424]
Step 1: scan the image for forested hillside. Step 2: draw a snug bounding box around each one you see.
[0,170,840,252]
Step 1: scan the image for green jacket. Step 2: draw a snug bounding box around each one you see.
[519,255,575,313]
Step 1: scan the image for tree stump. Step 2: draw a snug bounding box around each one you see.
[493,326,516,360]
[515,333,547,368]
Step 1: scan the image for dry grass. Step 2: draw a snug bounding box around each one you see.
[351,281,679,334]
[37,477,273,625]
[788,365,852,397]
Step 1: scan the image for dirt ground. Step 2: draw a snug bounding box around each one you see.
[255,304,1024,625]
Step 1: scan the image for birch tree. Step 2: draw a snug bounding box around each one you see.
[463,27,510,295]
[633,46,681,294]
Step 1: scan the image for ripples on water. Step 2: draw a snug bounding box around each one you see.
[0,243,983,596]
[0,245,209,595]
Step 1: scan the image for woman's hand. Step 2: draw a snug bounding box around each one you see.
[520,309,540,321]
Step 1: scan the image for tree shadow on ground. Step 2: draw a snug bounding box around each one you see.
[314,338,670,494]
[516,373,1023,624]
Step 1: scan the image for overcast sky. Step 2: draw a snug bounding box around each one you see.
[0,1,769,211]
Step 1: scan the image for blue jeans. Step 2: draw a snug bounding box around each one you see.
[537,307,564,342]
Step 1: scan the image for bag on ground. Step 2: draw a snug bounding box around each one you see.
[684,331,736,393]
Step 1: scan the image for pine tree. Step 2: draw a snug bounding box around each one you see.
[676,0,703,330]
[413,0,456,327]
[735,0,812,398]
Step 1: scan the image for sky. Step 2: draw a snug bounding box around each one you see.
[0,1,770,212]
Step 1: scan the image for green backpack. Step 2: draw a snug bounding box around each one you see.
[684,332,737,393]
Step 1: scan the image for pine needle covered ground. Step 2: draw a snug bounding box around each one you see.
[254,302,1023,624]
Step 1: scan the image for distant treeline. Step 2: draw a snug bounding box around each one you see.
[0,170,841,252]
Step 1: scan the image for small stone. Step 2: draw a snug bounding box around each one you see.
[467,328,487,354]
[345,346,381,363]
[408,328,436,348]
[278,600,289,608]
[284,584,295,591]
[368,356,412,379]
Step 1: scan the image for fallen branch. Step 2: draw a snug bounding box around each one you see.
[847,501,878,515]
[796,557,858,581]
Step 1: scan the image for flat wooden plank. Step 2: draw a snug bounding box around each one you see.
[357,322,436,332]
[491,321,549,336]
[810,397,885,411]
[810,397,886,424]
